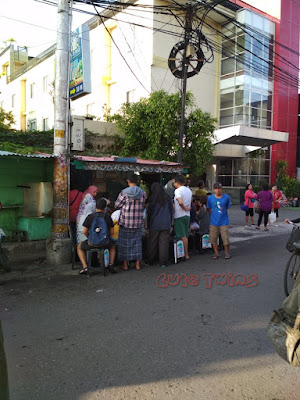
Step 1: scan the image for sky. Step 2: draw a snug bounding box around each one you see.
[0,0,93,56]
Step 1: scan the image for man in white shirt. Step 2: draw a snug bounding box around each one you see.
[173,175,192,260]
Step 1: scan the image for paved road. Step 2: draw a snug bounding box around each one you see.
[1,207,300,400]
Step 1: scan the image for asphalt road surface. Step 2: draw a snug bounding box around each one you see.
[1,209,300,400]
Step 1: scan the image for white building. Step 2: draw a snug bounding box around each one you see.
[0,0,298,195]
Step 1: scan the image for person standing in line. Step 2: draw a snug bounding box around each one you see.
[114,173,146,270]
[195,180,208,197]
[173,175,192,260]
[207,182,231,259]
[147,182,173,268]
[271,184,282,226]
[76,185,99,244]
[244,183,257,227]
[256,183,273,231]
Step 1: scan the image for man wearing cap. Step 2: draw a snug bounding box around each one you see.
[207,182,231,259]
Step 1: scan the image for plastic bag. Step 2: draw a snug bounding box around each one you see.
[269,211,276,224]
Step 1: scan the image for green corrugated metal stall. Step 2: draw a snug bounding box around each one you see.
[0,152,53,238]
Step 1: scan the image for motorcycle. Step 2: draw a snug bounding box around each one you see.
[0,203,11,272]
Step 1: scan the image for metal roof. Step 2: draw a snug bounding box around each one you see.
[73,155,182,167]
[0,151,53,159]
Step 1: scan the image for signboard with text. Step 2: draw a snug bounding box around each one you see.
[69,25,91,100]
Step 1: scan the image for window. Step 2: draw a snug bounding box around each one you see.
[219,10,274,130]
[30,83,35,98]
[126,89,135,103]
[43,76,48,93]
[11,94,15,108]
[217,151,270,187]
[43,118,49,131]
[29,119,37,131]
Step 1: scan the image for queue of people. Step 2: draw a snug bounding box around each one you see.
[72,175,235,275]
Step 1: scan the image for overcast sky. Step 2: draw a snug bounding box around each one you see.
[0,0,93,56]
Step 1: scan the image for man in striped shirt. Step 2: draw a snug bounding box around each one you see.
[115,173,146,270]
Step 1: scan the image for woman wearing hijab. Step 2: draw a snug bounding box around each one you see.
[147,182,173,268]
[76,185,99,244]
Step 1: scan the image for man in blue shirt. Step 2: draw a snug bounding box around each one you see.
[207,182,231,259]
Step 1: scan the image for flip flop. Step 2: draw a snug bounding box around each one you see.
[224,254,231,259]
[212,255,219,260]
[79,267,88,274]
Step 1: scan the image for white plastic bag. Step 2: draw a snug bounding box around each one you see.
[269,211,276,224]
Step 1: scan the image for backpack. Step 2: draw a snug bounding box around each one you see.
[267,272,300,366]
[88,213,109,247]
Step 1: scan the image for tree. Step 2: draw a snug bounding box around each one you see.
[0,108,15,131]
[108,90,216,175]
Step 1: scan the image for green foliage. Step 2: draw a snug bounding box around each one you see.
[274,159,300,198]
[276,159,288,190]
[281,175,300,199]
[0,130,53,154]
[0,108,15,130]
[108,90,216,175]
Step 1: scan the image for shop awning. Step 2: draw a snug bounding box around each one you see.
[72,155,185,174]
[213,125,289,147]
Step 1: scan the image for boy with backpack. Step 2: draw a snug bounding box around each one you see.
[77,198,117,274]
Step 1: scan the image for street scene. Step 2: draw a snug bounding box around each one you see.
[1,0,300,399]
[1,206,300,400]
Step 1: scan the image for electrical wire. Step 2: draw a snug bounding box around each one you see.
[93,5,150,94]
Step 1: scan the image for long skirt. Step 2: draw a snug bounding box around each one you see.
[118,226,142,261]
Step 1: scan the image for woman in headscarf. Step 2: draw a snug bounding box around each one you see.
[147,182,173,268]
[76,185,99,244]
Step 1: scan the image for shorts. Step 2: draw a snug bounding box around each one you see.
[174,216,190,238]
[246,208,254,217]
[209,225,230,246]
[80,239,114,251]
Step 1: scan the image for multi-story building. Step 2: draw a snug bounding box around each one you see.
[0,0,298,195]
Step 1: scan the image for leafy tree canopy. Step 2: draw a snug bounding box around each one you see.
[0,108,15,131]
[107,90,217,175]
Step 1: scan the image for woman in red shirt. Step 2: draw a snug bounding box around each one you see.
[271,185,283,226]
[244,183,257,227]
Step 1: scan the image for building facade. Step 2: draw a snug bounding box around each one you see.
[0,0,298,192]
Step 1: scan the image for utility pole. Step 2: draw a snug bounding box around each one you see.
[177,4,193,164]
[46,0,72,265]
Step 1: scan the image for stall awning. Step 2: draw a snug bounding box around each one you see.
[213,125,289,147]
[72,155,185,174]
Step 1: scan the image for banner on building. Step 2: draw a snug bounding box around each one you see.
[69,24,91,100]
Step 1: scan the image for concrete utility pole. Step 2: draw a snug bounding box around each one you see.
[46,0,72,265]
[177,5,193,164]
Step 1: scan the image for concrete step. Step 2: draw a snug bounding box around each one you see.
[2,240,46,264]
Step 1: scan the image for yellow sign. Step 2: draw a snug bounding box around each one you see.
[55,130,65,138]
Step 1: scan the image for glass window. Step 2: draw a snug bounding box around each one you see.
[234,159,248,175]
[251,108,259,126]
[222,23,236,39]
[219,159,232,175]
[235,89,244,106]
[233,176,248,187]
[219,176,232,187]
[249,159,260,175]
[220,109,234,126]
[234,106,244,124]
[251,92,261,108]
[221,58,235,75]
[220,91,234,109]
[222,40,235,58]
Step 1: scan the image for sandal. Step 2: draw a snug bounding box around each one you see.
[212,255,219,260]
[79,267,88,274]
[224,254,231,259]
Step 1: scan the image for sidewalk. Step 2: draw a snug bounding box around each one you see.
[1,205,299,283]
